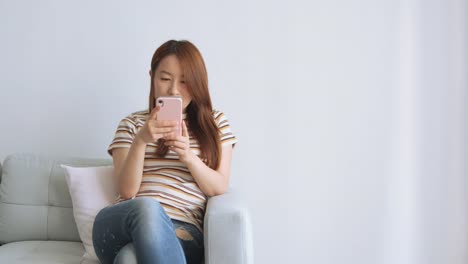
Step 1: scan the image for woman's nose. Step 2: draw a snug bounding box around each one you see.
[168,85,179,96]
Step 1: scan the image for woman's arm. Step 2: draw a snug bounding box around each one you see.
[112,136,147,200]
[112,108,178,200]
[184,144,233,197]
[164,120,234,197]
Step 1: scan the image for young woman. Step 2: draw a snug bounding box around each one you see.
[92,40,238,264]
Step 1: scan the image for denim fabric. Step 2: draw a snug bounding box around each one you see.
[92,197,204,264]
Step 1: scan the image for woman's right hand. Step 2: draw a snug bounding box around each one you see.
[135,106,179,144]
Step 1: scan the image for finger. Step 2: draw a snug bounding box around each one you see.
[165,140,185,149]
[155,120,178,127]
[153,127,174,134]
[150,106,160,120]
[182,120,188,137]
[168,144,181,154]
[163,132,177,140]
[164,132,187,140]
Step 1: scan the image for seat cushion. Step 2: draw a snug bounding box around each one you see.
[0,241,99,264]
[0,153,112,243]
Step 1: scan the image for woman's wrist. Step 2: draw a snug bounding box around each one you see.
[133,134,147,147]
[182,151,198,166]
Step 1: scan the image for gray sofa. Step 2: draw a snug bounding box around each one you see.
[0,153,254,264]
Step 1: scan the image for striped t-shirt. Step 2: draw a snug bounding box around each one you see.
[107,109,238,232]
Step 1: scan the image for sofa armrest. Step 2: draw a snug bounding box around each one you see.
[204,189,254,264]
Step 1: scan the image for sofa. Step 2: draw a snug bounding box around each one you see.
[0,153,254,264]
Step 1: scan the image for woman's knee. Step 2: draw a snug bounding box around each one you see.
[127,197,167,221]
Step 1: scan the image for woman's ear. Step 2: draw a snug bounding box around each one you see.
[149,70,152,77]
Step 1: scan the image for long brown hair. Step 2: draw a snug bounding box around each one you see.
[149,40,221,170]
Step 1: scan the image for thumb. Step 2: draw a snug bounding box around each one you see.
[150,106,160,120]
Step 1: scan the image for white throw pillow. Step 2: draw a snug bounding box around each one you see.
[61,164,117,262]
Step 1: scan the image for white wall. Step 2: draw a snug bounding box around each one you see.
[0,1,466,263]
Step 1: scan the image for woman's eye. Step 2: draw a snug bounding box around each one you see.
[180,81,185,84]
[160,78,170,81]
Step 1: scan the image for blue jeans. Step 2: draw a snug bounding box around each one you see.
[92,197,204,264]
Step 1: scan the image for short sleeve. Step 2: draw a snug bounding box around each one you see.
[214,110,238,148]
[107,115,137,156]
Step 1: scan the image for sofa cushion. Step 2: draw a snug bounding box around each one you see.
[0,153,112,244]
[0,240,96,264]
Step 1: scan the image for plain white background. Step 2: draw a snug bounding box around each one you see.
[0,1,466,263]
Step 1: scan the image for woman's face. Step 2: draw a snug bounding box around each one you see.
[150,54,192,112]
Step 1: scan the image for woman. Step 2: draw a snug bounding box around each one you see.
[92,40,238,264]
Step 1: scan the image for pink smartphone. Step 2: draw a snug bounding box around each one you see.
[156,96,182,136]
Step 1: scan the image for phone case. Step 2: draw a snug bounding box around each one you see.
[156,96,183,136]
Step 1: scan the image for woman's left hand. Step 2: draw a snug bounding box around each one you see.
[163,120,194,164]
